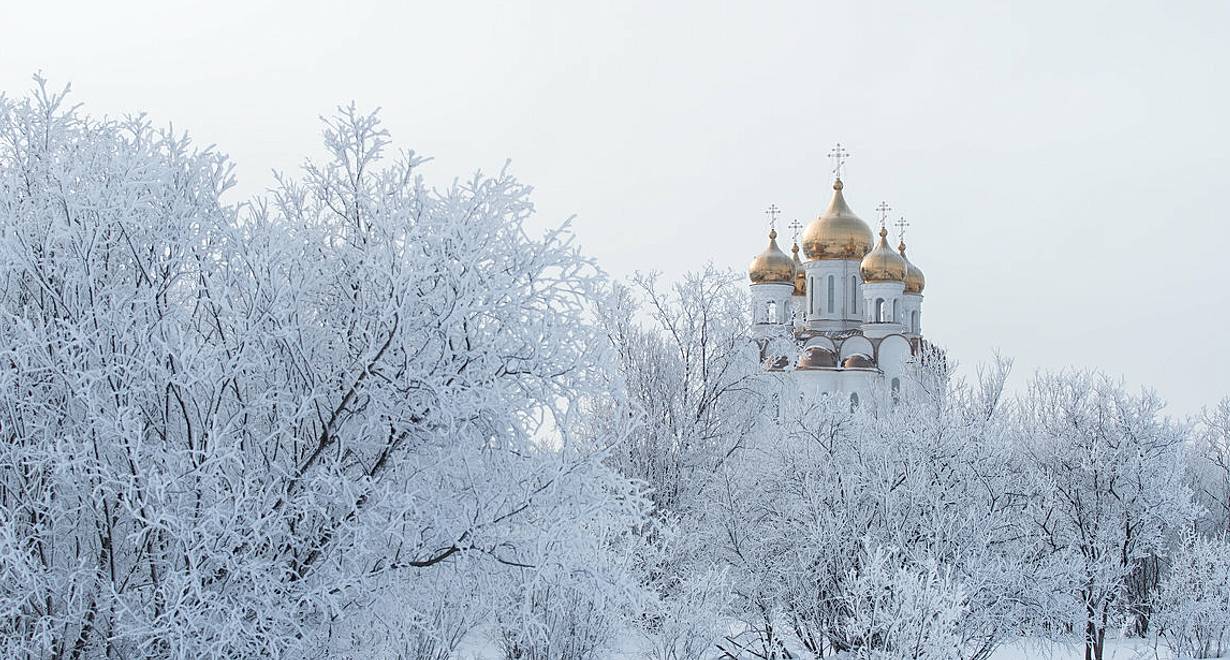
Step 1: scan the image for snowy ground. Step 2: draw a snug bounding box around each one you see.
[457,632,1223,659]
[991,638,1174,659]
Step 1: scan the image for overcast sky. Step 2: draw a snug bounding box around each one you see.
[3,0,1227,415]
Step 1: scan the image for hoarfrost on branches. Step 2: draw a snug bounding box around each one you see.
[0,79,648,658]
[1152,533,1230,659]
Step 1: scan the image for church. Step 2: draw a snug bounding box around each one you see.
[747,147,932,406]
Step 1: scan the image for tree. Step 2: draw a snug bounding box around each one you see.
[588,267,767,517]
[839,543,968,660]
[0,79,647,658]
[1191,399,1230,536]
[1152,533,1230,659]
[584,268,767,658]
[1013,372,1195,660]
[698,353,1030,659]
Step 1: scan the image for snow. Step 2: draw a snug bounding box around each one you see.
[454,633,1222,660]
[990,638,1217,660]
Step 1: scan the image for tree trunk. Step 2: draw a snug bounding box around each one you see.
[1084,594,1098,660]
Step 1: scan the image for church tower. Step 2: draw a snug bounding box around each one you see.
[747,226,796,337]
[799,146,874,332]
[859,225,908,339]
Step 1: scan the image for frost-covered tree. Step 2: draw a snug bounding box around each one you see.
[700,354,1030,659]
[839,544,968,660]
[1191,399,1230,536]
[584,268,765,657]
[1152,533,1230,659]
[1013,372,1195,660]
[589,268,766,517]
[0,78,648,658]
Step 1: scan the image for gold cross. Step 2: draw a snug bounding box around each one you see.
[787,218,803,241]
[875,201,892,228]
[764,204,781,230]
[828,143,850,179]
[894,216,911,240]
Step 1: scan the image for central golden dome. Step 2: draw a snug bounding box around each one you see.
[898,240,926,294]
[860,227,907,282]
[748,229,796,284]
[801,179,874,261]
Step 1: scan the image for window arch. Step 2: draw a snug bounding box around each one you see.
[850,276,858,315]
[766,301,777,323]
[827,276,835,313]
[875,298,886,323]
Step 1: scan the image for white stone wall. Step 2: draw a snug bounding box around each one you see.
[749,282,795,332]
[861,281,907,338]
[877,334,913,382]
[804,259,863,331]
[794,368,878,409]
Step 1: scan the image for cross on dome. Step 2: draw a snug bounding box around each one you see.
[894,216,911,240]
[765,204,781,230]
[875,201,892,229]
[787,218,803,241]
[828,143,850,180]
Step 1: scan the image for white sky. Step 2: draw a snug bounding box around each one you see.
[3,0,1227,415]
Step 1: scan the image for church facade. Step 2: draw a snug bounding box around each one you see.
[747,167,931,406]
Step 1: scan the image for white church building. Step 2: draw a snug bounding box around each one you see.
[747,153,933,407]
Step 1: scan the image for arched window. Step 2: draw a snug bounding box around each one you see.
[827,276,835,313]
[850,276,859,315]
[875,298,886,323]
[766,301,777,323]
[891,299,898,324]
[850,392,859,412]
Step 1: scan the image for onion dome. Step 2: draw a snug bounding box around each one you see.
[842,353,876,369]
[898,240,926,294]
[860,227,907,283]
[748,229,796,284]
[801,179,874,260]
[791,242,806,296]
[797,345,837,370]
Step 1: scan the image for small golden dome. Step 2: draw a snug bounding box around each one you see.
[791,242,805,296]
[860,227,907,283]
[898,240,926,294]
[748,229,796,284]
[801,179,874,260]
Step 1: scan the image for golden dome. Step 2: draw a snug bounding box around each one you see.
[801,179,874,260]
[748,229,796,284]
[860,227,907,283]
[791,242,806,296]
[898,240,926,294]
